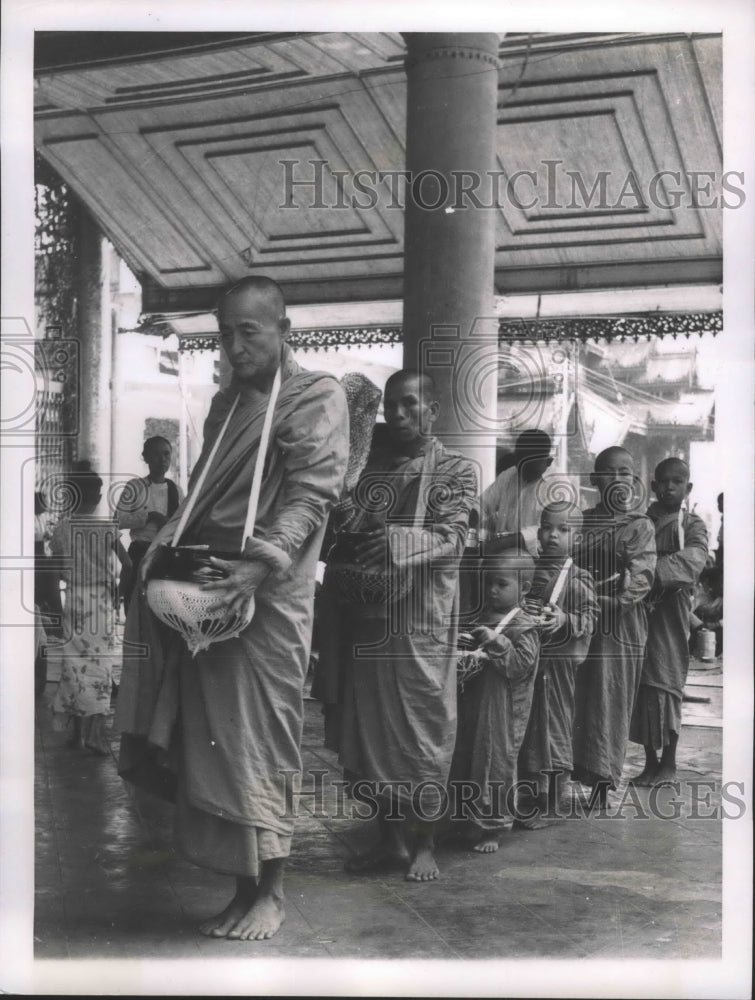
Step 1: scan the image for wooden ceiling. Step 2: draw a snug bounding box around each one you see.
[34,31,722,311]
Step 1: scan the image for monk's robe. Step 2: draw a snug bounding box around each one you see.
[629,505,708,749]
[518,559,598,780]
[116,344,349,877]
[451,610,541,829]
[316,438,477,813]
[572,506,657,789]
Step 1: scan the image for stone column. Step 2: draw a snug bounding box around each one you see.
[402,32,500,489]
[73,201,112,499]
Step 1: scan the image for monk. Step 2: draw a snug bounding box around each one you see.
[517,501,598,822]
[115,276,349,940]
[451,547,541,852]
[316,370,477,881]
[629,458,708,785]
[572,446,657,806]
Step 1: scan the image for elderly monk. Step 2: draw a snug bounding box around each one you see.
[115,276,349,941]
[316,370,477,881]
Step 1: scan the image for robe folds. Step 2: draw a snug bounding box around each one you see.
[630,505,708,749]
[314,439,477,814]
[451,611,541,829]
[518,560,598,778]
[571,506,657,789]
[116,346,349,876]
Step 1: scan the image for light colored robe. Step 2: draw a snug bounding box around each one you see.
[317,439,477,812]
[518,560,598,777]
[452,610,541,829]
[116,346,349,876]
[572,506,657,789]
[480,467,564,558]
[630,505,708,749]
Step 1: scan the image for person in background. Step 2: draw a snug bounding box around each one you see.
[479,430,554,559]
[629,458,708,786]
[34,490,63,637]
[116,436,183,612]
[50,462,128,754]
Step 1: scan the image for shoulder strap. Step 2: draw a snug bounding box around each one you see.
[549,557,573,607]
[494,606,520,635]
[241,367,282,551]
[170,395,240,548]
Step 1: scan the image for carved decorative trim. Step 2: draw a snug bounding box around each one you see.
[167,311,722,353]
[497,311,722,343]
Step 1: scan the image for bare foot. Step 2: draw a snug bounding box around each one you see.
[345,843,410,874]
[226,895,285,941]
[199,890,257,937]
[630,767,658,787]
[652,763,677,786]
[405,846,439,881]
[472,834,500,853]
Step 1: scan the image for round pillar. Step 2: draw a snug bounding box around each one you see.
[73,202,112,497]
[402,32,500,487]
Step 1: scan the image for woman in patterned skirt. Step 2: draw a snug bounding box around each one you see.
[51,462,128,755]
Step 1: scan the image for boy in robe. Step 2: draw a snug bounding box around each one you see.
[629,458,708,785]
[572,447,657,806]
[517,501,599,823]
[450,547,541,853]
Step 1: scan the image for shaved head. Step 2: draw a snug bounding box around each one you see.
[595,446,634,472]
[384,369,437,404]
[480,544,536,583]
[217,276,286,319]
[654,457,690,480]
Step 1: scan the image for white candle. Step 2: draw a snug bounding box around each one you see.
[678,508,685,550]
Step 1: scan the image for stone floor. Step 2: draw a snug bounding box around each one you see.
[34,655,725,969]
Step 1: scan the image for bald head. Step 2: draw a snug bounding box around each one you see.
[384,369,437,404]
[216,276,290,388]
[594,446,634,473]
[654,457,690,480]
[217,276,286,320]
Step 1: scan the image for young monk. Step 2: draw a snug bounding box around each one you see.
[450,547,541,852]
[572,447,657,806]
[517,501,599,824]
[629,458,708,785]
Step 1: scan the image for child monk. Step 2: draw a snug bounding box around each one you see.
[450,547,541,852]
[517,501,599,824]
[572,447,657,806]
[629,458,708,785]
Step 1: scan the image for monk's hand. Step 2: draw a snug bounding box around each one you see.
[471,626,512,656]
[354,525,389,570]
[539,604,567,636]
[198,557,270,617]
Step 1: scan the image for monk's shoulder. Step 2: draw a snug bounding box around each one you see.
[434,446,477,479]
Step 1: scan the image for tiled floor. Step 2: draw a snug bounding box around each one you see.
[34,659,724,962]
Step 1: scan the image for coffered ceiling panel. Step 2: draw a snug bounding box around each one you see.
[34,31,722,308]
